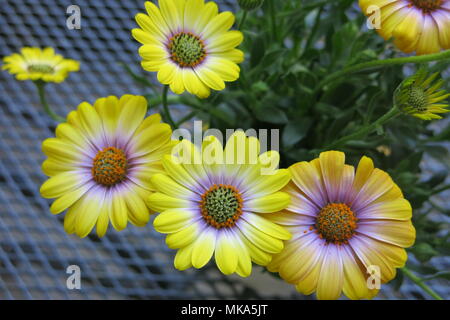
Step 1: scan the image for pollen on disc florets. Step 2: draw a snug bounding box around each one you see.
[92,147,128,186]
[168,32,206,68]
[28,64,55,74]
[200,184,243,229]
[410,0,443,13]
[407,85,429,112]
[315,203,358,244]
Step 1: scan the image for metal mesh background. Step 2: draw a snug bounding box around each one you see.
[0,0,448,300]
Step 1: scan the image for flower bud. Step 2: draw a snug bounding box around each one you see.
[394,68,449,120]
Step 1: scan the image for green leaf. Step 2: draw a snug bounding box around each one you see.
[283,118,312,148]
[254,106,288,124]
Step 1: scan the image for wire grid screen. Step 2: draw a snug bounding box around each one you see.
[0,0,448,300]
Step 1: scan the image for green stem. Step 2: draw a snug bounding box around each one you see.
[314,50,450,95]
[401,267,443,300]
[268,0,278,42]
[322,106,401,150]
[35,81,65,122]
[238,10,248,30]
[303,6,324,54]
[161,85,176,128]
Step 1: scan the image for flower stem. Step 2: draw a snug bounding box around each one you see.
[35,81,65,122]
[161,85,176,128]
[322,106,401,150]
[314,50,450,95]
[238,10,248,30]
[401,267,443,300]
[268,0,278,42]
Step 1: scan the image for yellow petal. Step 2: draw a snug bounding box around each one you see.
[392,9,422,53]
[75,188,103,238]
[192,228,217,268]
[357,220,416,248]
[40,171,88,199]
[202,11,235,39]
[341,245,369,300]
[150,173,194,199]
[110,191,128,231]
[242,213,291,240]
[237,219,284,253]
[132,123,172,156]
[206,30,243,53]
[50,182,93,214]
[215,231,238,275]
[182,68,211,98]
[194,66,225,91]
[166,222,201,249]
[316,245,344,300]
[117,95,147,142]
[174,243,194,270]
[245,192,290,213]
[147,192,193,212]
[153,208,197,233]
[415,15,441,55]
[319,151,345,203]
[358,198,412,220]
[193,1,218,33]
[124,186,150,227]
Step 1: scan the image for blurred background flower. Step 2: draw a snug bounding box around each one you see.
[2,47,79,83]
[359,0,450,55]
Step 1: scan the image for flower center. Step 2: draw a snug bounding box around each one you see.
[407,85,428,112]
[92,147,128,186]
[200,184,243,229]
[410,0,443,13]
[168,32,206,68]
[27,64,55,74]
[315,203,358,244]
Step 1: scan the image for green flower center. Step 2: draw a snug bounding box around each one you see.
[408,86,429,112]
[315,203,358,244]
[410,0,443,13]
[27,64,55,74]
[168,32,206,68]
[200,184,243,229]
[92,147,128,186]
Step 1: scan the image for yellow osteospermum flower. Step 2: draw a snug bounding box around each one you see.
[359,0,450,55]
[132,0,244,98]
[40,95,177,238]
[2,47,79,83]
[148,131,292,276]
[267,151,416,300]
[395,68,449,120]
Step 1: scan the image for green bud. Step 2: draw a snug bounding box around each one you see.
[394,68,449,121]
[238,0,265,11]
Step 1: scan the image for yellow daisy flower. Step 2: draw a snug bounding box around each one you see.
[2,47,79,83]
[148,131,292,276]
[40,95,177,238]
[395,68,449,120]
[132,0,244,98]
[267,151,416,300]
[359,0,450,55]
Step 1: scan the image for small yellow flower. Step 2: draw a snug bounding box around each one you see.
[394,68,449,120]
[40,95,177,238]
[147,131,292,276]
[132,0,244,98]
[266,151,416,300]
[359,0,450,55]
[2,47,79,83]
